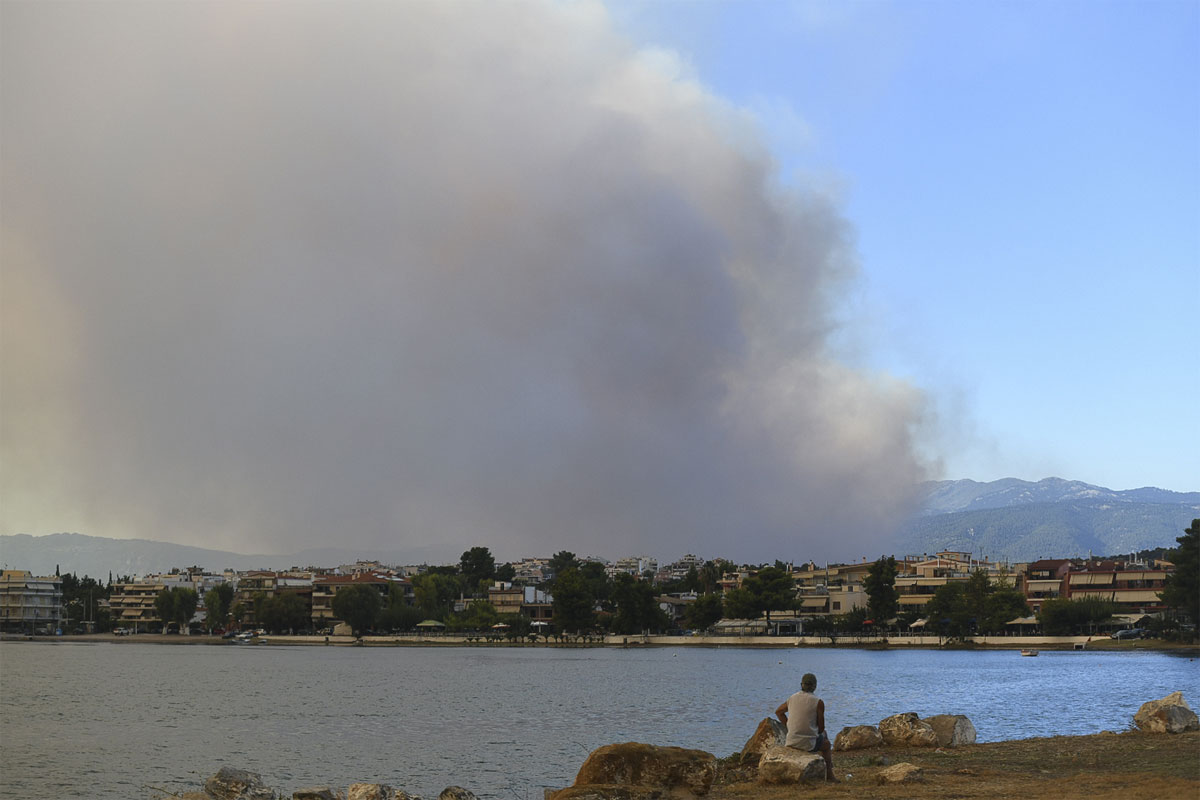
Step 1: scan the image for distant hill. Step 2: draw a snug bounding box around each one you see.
[0,533,436,580]
[899,478,1200,562]
[919,477,1200,515]
[4,477,1197,576]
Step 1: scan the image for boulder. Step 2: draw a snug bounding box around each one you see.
[438,789,477,800]
[293,790,343,800]
[1133,691,1200,734]
[833,725,882,751]
[876,762,924,784]
[205,767,278,800]
[347,785,410,800]
[878,713,938,747]
[739,717,786,765]
[563,742,716,797]
[757,745,826,785]
[922,714,977,747]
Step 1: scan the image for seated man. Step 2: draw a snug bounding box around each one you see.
[775,672,837,781]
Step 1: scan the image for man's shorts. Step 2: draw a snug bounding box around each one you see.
[787,731,829,752]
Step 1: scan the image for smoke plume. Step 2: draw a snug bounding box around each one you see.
[1,1,930,564]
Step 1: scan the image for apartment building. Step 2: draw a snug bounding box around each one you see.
[109,580,167,632]
[790,561,871,617]
[0,570,63,633]
[1065,560,1170,615]
[895,552,1022,612]
[1022,559,1072,612]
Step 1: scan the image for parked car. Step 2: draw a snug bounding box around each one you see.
[1111,628,1144,640]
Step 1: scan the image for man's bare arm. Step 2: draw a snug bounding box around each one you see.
[775,701,789,725]
[816,699,826,734]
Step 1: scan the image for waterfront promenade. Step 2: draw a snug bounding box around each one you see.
[11,630,1191,652]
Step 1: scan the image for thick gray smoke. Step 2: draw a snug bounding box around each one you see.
[0,2,930,564]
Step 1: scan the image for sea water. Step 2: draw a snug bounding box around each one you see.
[1,642,1196,798]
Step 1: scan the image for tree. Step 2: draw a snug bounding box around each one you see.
[698,560,726,594]
[377,598,424,632]
[863,557,899,623]
[446,600,497,632]
[1038,597,1118,635]
[494,562,516,583]
[924,583,971,637]
[684,593,723,631]
[924,574,1031,637]
[610,573,669,634]
[741,566,796,622]
[551,567,594,633]
[578,561,612,608]
[412,572,460,619]
[982,588,1030,633]
[1160,519,1199,625]
[204,584,234,631]
[459,546,496,594]
[331,584,382,636]
[548,551,579,580]
[257,592,310,633]
[154,588,177,630]
[172,588,199,629]
[722,587,758,620]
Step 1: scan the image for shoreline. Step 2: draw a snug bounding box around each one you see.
[5,631,1197,655]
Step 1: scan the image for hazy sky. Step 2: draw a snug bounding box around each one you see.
[1,1,1195,564]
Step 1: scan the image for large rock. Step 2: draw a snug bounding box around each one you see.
[757,745,826,785]
[561,742,716,797]
[739,717,786,765]
[438,789,478,800]
[878,713,939,747]
[1133,691,1200,734]
[205,767,278,800]
[347,785,410,800]
[877,762,924,784]
[922,714,977,747]
[293,790,343,800]
[833,725,882,751]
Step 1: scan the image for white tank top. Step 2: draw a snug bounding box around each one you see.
[785,690,820,749]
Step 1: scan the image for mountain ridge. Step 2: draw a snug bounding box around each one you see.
[3,477,1196,577]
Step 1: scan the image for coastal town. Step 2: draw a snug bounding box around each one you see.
[2,536,1194,642]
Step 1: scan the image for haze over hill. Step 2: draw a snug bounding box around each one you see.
[2,478,1195,578]
[898,478,1199,562]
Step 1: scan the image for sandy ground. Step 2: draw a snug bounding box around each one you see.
[710,730,1200,800]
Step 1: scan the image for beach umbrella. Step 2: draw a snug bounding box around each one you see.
[531,621,549,628]
[416,619,445,628]
[491,623,510,629]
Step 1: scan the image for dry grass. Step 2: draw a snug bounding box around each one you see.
[710,731,1200,800]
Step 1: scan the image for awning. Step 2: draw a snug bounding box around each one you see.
[1007,616,1039,625]
[416,619,445,628]
[909,618,928,628]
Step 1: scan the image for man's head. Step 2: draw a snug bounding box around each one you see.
[801,673,817,692]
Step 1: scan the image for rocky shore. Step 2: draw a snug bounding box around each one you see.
[160,693,1199,800]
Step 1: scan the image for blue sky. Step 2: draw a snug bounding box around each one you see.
[610,0,1199,492]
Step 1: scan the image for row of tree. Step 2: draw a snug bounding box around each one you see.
[49,520,1200,637]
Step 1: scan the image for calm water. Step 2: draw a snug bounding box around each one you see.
[1,642,1197,798]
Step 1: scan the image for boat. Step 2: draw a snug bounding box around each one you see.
[1020,649,1039,657]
